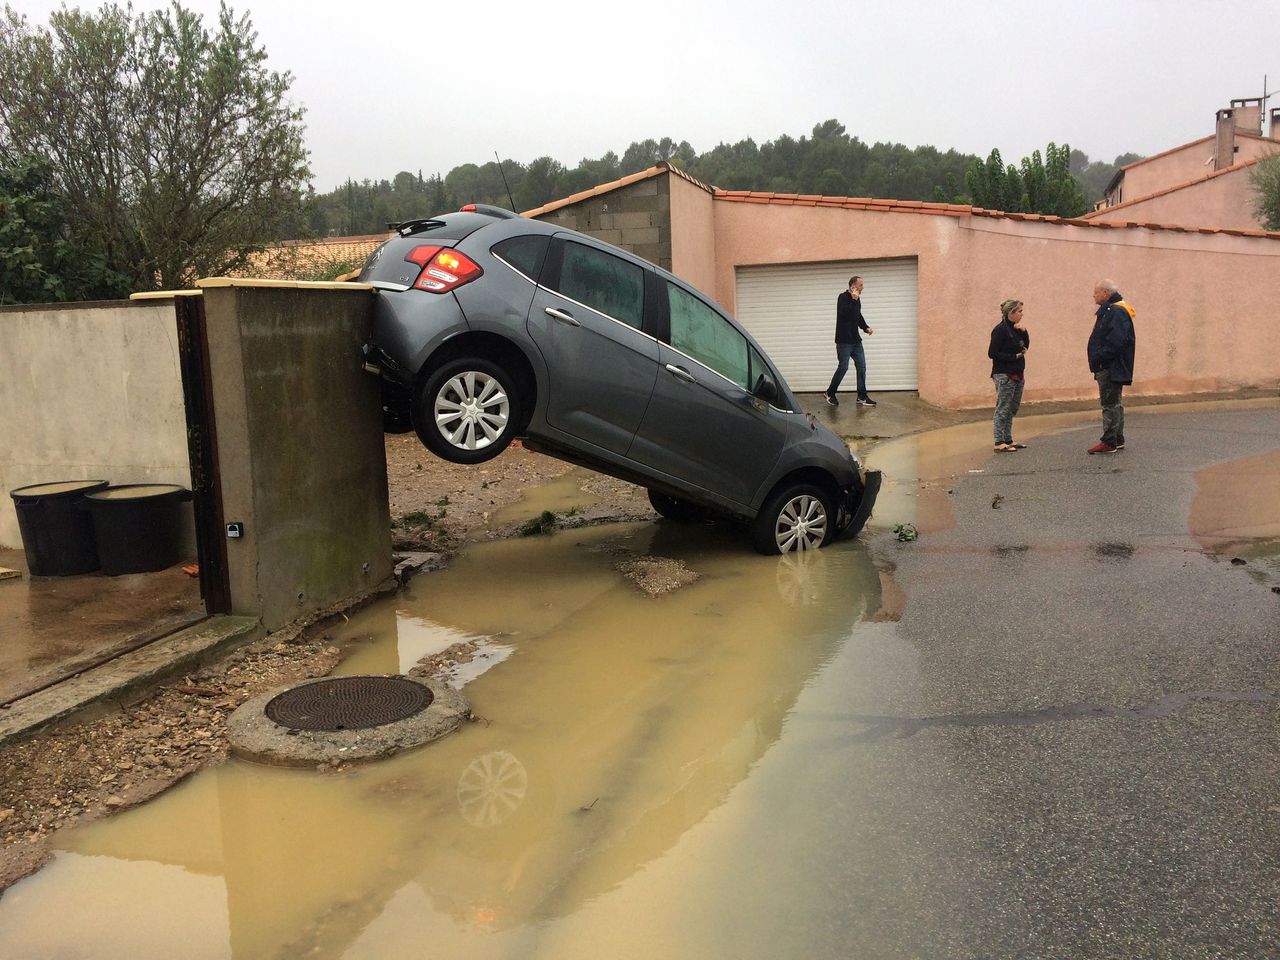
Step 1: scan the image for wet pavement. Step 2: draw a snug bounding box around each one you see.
[1,397,1277,959]
[0,549,203,705]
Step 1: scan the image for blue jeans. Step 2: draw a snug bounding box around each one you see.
[992,373,1023,444]
[827,340,867,397]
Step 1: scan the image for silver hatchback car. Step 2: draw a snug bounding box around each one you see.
[359,204,880,553]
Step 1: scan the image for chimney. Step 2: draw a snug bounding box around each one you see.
[1271,107,1280,141]
[1230,98,1263,135]
[1214,109,1237,170]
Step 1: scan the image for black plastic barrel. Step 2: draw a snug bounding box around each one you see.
[85,484,193,576]
[9,480,110,576]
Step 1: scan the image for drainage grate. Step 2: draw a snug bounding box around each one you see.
[265,676,433,731]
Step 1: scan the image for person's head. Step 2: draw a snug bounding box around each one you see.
[848,276,863,295]
[1093,278,1118,305]
[1000,299,1024,322]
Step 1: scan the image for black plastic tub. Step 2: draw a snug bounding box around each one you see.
[9,480,110,576]
[86,484,193,576]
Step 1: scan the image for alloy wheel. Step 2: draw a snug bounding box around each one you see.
[774,494,828,552]
[434,371,510,451]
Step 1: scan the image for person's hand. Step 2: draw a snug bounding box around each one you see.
[865,326,874,335]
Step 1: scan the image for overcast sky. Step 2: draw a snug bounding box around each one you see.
[13,0,1280,192]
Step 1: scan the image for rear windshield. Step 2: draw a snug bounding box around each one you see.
[359,212,497,283]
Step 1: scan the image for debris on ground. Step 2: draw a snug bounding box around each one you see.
[615,556,701,597]
[893,523,919,542]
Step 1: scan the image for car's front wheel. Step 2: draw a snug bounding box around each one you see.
[647,489,707,523]
[415,357,521,464]
[750,483,835,555]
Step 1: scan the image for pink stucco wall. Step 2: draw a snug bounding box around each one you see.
[706,200,1280,408]
[668,175,718,294]
[1090,163,1270,231]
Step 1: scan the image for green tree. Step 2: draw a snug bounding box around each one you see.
[0,2,310,293]
[1249,155,1280,230]
[960,143,1088,215]
[514,155,565,211]
[0,160,130,303]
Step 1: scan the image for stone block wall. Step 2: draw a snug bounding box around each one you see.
[533,175,673,270]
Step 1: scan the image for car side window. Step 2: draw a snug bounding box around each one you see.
[554,242,644,329]
[667,282,749,388]
[491,235,549,282]
[748,344,772,392]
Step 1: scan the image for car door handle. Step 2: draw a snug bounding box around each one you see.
[664,363,696,384]
[544,306,581,327]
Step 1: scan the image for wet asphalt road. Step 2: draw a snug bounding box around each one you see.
[805,403,1280,959]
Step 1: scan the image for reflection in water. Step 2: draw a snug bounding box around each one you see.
[457,751,529,828]
[0,523,882,960]
[863,410,1098,534]
[1190,449,1280,553]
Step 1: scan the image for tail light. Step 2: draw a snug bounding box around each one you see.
[403,245,483,293]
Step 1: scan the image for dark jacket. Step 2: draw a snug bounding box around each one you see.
[988,318,1030,376]
[835,291,870,343]
[1087,291,1136,384]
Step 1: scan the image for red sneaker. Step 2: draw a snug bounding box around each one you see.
[1088,442,1118,455]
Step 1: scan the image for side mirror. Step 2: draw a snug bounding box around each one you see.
[751,372,779,405]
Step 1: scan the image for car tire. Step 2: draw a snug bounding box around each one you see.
[647,489,707,523]
[415,357,521,464]
[750,483,835,555]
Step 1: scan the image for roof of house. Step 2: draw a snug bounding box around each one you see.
[1104,128,1280,195]
[231,232,391,280]
[1082,156,1266,221]
[521,162,714,218]
[713,186,1280,240]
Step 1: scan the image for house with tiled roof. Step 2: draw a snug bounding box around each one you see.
[1087,97,1280,231]
[522,161,1280,409]
[232,232,392,281]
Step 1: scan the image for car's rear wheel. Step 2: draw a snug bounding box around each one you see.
[751,483,835,555]
[415,357,521,464]
[647,489,707,523]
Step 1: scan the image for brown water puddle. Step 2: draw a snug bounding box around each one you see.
[1190,448,1280,559]
[480,468,601,536]
[863,410,1095,534]
[0,522,887,959]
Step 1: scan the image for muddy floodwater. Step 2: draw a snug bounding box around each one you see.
[0,521,902,959]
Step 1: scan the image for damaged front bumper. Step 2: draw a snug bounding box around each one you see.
[842,469,882,538]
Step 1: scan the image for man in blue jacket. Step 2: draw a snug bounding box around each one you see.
[1086,279,1136,454]
[824,276,876,406]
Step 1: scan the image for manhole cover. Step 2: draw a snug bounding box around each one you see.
[264,676,433,731]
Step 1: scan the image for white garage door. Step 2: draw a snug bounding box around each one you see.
[734,258,918,392]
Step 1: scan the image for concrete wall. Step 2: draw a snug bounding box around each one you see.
[1090,163,1270,231]
[0,301,191,548]
[533,175,673,270]
[708,201,1280,408]
[200,280,391,631]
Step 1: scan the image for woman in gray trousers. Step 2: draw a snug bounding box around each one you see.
[987,299,1030,452]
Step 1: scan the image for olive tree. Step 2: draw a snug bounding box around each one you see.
[0,2,310,293]
[1250,156,1280,231]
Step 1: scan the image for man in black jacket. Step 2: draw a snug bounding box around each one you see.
[824,276,876,406]
[1086,279,1136,454]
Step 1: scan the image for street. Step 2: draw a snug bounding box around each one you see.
[1,399,1276,959]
